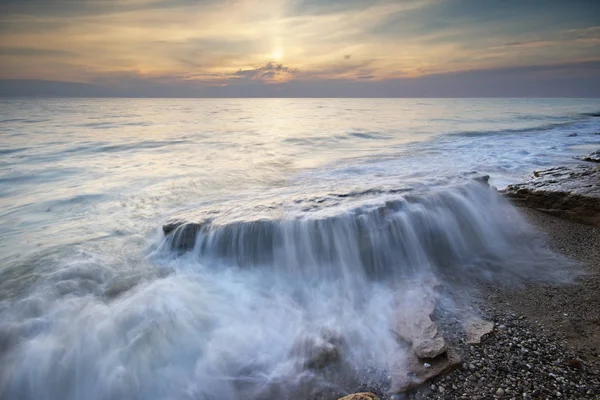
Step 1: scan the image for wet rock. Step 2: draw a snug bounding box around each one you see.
[566,358,583,370]
[416,310,600,400]
[567,133,578,137]
[389,346,462,394]
[575,149,600,163]
[464,318,494,345]
[291,329,343,370]
[162,220,202,250]
[502,165,600,226]
[394,279,447,359]
[104,276,140,299]
[337,393,379,400]
[162,218,187,235]
[473,175,490,184]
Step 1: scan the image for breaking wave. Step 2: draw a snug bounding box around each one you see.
[162,182,566,286]
[0,182,573,400]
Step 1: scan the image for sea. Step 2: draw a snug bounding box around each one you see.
[0,98,598,399]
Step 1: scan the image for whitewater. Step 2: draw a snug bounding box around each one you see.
[0,98,599,399]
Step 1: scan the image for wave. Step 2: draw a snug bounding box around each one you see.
[448,120,586,138]
[78,121,153,129]
[50,139,194,156]
[161,182,569,286]
[0,147,29,156]
[283,131,390,146]
[0,180,575,400]
[581,111,600,117]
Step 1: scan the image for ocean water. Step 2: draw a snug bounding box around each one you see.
[0,98,598,399]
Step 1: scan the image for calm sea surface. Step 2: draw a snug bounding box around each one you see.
[0,98,598,399]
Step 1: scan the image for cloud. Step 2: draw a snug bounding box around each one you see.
[0,0,224,18]
[3,60,599,98]
[232,62,298,81]
[0,0,599,89]
[0,47,76,57]
[290,0,386,16]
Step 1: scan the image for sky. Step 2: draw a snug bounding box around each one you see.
[0,0,599,97]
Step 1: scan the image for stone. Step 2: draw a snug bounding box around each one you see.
[337,393,379,400]
[575,149,600,163]
[465,318,495,345]
[389,346,462,394]
[394,278,447,359]
[496,388,505,397]
[473,175,490,184]
[565,358,583,370]
[103,276,140,299]
[291,329,343,370]
[162,219,202,250]
[501,165,600,226]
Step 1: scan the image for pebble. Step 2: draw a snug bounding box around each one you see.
[405,311,600,400]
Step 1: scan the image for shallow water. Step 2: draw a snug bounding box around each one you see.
[0,98,598,399]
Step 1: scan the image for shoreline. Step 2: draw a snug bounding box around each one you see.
[388,208,600,400]
[405,202,600,399]
[486,207,600,357]
[356,163,600,400]
[337,207,600,400]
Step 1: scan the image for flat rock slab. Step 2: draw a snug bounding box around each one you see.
[394,278,447,359]
[502,165,600,226]
[388,346,461,394]
[337,393,379,400]
[464,317,495,345]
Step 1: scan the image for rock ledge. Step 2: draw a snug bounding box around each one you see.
[502,165,600,226]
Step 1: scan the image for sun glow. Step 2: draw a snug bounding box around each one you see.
[272,49,283,61]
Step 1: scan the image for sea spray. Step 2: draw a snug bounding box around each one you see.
[0,183,573,399]
[161,182,567,285]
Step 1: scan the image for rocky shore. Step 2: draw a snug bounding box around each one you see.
[160,151,600,400]
[408,308,600,400]
[502,164,600,226]
[341,154,600,400]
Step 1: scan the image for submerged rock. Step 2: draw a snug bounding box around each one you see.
[575,149,600,163]
[502,165,600,226]
[103,276,140,299]
[291,329,344,370]
[472,174,490,184]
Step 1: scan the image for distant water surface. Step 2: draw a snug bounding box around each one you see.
[0,98,598,399]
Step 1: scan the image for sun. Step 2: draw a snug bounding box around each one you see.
[272,49,283,61]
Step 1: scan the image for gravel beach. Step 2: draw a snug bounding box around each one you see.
[406,208,600,400]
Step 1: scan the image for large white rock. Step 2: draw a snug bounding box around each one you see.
[393,278,447,359]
